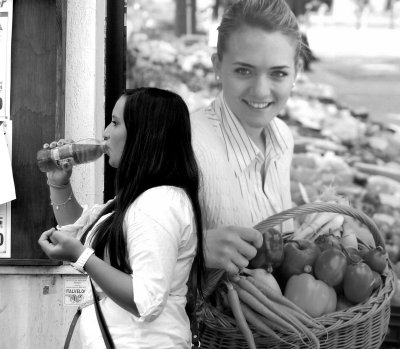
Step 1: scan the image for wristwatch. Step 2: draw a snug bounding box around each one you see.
[71,247,95,273]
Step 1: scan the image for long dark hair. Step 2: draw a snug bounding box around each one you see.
[81,87,205,294]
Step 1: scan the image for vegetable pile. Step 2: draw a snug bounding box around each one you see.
[214,191,391,349]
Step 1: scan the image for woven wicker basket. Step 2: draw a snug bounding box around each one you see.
[199,202,396,349]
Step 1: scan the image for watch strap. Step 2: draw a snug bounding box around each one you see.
[71,247,94,273]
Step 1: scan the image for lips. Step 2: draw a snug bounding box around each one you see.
[243,99,273,109]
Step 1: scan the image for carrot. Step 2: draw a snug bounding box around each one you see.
[276,305,321,349]
[246,276,324,329]
[240,302,296,347]
[239,292,321,349]
[237,277,322,329]
[242,301,320,349]
[236,278,321,347]
[280,304,324,330]
[234,284,304,340]
[224,281,256,349]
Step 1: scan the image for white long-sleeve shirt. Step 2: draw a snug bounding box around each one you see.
[60,186,197,349]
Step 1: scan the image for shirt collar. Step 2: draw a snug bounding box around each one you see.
[214,92,289,172]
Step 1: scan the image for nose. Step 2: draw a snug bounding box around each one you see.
[103,124,110,141]
[252,74,271,99]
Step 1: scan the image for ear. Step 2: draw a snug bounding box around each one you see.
[295,58,303,76]
[211,52,222,77]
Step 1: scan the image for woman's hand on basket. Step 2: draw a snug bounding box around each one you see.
[44,139,74,185]
[204,226,263,274]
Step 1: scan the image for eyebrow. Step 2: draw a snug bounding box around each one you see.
[233,62,254,68]
[233,62,291,69]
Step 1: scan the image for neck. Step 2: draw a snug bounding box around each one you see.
[247,129,266,155]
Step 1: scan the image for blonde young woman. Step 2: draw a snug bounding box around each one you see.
[191,0,303,276]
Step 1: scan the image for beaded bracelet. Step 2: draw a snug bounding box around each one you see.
[50,191,73,210]
[47,180,70,189]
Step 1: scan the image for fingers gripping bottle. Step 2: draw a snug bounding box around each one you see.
[37,138,106,172]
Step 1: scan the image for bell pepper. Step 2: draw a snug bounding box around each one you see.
[249,228,284,272]
[284,273,337,317]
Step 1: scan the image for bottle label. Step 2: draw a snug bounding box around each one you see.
[51,144,74,161]
[57,157,77,169]
[52,148,61,161]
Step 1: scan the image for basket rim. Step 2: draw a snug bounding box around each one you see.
[253,202,385,249]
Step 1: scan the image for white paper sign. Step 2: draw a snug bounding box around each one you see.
[64,276,87,306]
[0,121,12,257]
[0,0,13,119]
[0,202,10,256]
[0,122,15,205]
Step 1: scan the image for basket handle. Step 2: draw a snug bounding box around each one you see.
[253,202,385,250]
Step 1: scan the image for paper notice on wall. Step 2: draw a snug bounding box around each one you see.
[0,121,15,204]
[0,0,13,119]
[64,276,88,306]
[0,202,11,257]
[0,120,12,258]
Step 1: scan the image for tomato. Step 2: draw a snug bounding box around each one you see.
[370,270,382,291]
[362,246,387,274]
[314,234,341,252]
[277,239,321,281]
[314,248,347,287]
[336,295,354,311]
[345,247,363,264]
[343,262,374,304]
[284,273,337,317]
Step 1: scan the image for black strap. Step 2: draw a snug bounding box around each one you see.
[64,308,82,349]
[65,276,199,348]
[187,261,201,348]
[90,278,115,349]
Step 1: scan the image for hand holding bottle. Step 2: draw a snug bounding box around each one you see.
[37,138,106,182]
[42,139,74,186]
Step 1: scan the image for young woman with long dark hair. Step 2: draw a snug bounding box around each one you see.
[39,87,205,349]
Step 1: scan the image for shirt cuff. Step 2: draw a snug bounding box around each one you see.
[131,274,166,322]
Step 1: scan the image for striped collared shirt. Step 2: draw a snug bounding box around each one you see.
[191,92,294,231]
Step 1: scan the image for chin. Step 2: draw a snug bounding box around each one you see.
[252,114,275,127]
[108,159,118,168]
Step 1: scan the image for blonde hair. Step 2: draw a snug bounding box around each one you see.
[217,0,303,62]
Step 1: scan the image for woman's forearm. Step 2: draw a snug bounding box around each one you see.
[84,254,139,316]
[48,182,83,226]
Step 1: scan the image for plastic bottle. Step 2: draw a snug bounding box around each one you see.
[37,138,106,172]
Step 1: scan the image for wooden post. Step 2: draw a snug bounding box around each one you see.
[104,0,126,202]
